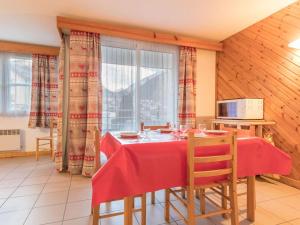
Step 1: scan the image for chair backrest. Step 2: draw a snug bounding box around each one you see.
[187,131,237,187]
[140,122,170,131]
[49,119,57,138]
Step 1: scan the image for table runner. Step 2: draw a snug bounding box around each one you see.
[92,132,291,207]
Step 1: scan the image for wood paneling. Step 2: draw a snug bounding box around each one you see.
[0,40,60,56]
[216,1,300,180]
[57,16,223,51]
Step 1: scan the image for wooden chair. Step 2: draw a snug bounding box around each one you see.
[93,128,107,173]
[165,132,239,225]
[140,122,170,204]
[140,122,170,132]
[35,119,57,161]
[92,128,147,225]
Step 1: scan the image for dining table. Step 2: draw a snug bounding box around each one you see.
[92,131,292,225]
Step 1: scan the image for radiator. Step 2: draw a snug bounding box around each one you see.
[0,129,21,151]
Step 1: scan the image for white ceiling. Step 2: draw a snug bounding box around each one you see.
[0,0,296,47]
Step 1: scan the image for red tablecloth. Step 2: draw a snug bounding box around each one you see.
[92,132,291,207]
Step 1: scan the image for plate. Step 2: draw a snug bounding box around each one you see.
[194,133,207,137]
[179,133,188,139]
[120,132,139,138]
[204,130,228,135]
[160,128,173,134]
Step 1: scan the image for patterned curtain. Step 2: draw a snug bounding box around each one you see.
[28,54,58,128]
[55,39,66,172]
[67,31,102,176]
[178,46,197,128]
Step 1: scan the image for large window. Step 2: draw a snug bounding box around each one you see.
[0,53,32,116]
[101,36,178,132]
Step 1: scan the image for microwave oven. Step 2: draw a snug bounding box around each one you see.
[216,98,264,120]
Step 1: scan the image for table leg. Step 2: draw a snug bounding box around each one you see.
[247,176,256,222]
[124,197,133,225]
[141,194,146,225]
[151,192,155,204]
[255,125,263,137]
[212,122,216,130]
[164,189,170,223]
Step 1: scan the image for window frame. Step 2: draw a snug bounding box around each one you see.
[0,53,32,116]
[101,36,179,132]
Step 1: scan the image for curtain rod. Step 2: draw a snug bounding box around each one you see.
[0,40,60,56]
[57,16,223,52]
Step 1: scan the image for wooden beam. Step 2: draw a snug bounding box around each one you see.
[0,40,60,56]
[57,16,223,51]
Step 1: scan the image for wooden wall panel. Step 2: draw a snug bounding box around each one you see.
[217,1,300,180]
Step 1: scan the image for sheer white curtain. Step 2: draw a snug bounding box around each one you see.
[0,52,32,116]
[101,36,178,132]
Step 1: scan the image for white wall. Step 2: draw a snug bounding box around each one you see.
[196,49,216,117]
[0,117,49,151]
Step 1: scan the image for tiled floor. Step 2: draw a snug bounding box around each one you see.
[0,156,300,225]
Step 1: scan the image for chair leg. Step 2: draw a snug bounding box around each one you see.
[50,139,53,158]
[92,204,99,225]
[151,191,155,204]
[200,189,206,214]
[187,186,195,225]
[141,193,146,225]
[124,197,134,225]
[181,189,186,199]
[36,139,39,161]
[195,189,200,199]
[164,189,170,223]
[229,182,239,225]
[222,185,229,219]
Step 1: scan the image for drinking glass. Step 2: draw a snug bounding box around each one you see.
[143,128,151,139]
[198,123,207,134]
[171,122,179,132]
[180,124,189,134]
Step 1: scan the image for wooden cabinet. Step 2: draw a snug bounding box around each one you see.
[212,119,276,137]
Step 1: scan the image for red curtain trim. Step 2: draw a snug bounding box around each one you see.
[69,155,95,161]
[69,113,102,119]
[30,112,57,116]
[178,114,196,118]
[32,83,58,88]
[70,72,98,77]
